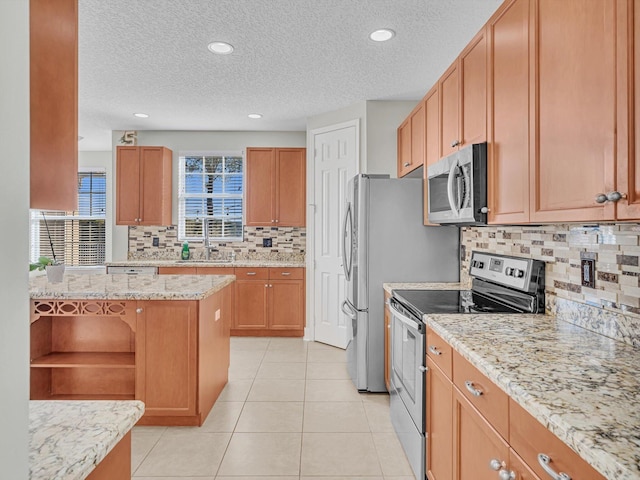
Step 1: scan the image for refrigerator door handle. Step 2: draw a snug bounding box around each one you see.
[341,300,357,319]
[342,203,353,281]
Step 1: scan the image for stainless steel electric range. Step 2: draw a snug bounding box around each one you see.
[388,251,545,480]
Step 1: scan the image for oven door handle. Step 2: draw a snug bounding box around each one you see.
[389,302,424,334]
[447,157,460,216]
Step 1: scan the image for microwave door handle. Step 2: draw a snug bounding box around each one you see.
[456,173,463,211]
[447,159,460,215]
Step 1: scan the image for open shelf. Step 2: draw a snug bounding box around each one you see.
[31,352,135,369]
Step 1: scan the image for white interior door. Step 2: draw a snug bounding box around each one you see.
[311,121,359,348]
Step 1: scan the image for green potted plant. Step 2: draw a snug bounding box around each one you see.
[29,213,65,283]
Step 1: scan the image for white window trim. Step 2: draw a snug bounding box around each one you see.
[178,152,244,242]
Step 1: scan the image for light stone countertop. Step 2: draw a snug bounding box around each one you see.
[29,273,235,300]
[106,259,306,268]
[29,400,144,480]
[426,313,640,480]
[382,282,467,294]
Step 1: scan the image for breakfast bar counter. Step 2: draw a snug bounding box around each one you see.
[30,400,144,480]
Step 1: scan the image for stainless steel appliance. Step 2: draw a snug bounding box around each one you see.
[427,142,488,225]
[389,251,545,480]
[341,174,460,393]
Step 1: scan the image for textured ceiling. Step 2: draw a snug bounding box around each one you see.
[78,0,503,151]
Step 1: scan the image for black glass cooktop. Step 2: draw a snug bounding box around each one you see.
[392,289,520,319]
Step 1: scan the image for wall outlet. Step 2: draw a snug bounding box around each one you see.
[263,238,272,248]
[581,259,595,288]
[152,237,159,247]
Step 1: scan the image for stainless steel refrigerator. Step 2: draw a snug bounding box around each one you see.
[341,174,460,392]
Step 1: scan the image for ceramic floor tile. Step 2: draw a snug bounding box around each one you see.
[305,379,364,402]
[306,362,350,379]
[199,401,244,432]
[363,399,394,432]
[372,432,414,476]
[247,378,305,401]
[131,430,163,474]
[303,402,370,432]
[236,401,304,432]
[230,350,266,365]
[267,337,309,350]
[300,477,383,480]
[300,432,382,476]
[230,337,271,352]
[217,379,253,402]
[135,432,231,477]
[218,432,302,476]
[217,477,298,480]
[135,477,214,480]
[257,361,306,379]
[228,361,260,379]
[262,348,308,363]
[307,346,347,363]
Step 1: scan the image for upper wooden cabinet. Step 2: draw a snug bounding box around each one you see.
[116,146,173,226]
[30,0,78,211]
[245,147,306,226]
[423,87,440,225]
[487,0,531,224]
[439,64,460,158]
[397,102,426,177]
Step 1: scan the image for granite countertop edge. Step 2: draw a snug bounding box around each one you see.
[29,400,144,480]
[425,314,637,480]
[29,274,236,301]
[106,260,306,268]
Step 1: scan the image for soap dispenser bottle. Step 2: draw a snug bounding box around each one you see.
[181,241,190,260]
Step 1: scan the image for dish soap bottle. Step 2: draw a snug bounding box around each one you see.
[181,241,190,260]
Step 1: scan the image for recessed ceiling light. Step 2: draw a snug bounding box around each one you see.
[133,113,149,118]
[208,41,234,55]
[369,28,395,42]
[248,113,262,119]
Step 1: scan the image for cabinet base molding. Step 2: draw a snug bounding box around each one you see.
[231,328,303,337]
[136,415,203,427]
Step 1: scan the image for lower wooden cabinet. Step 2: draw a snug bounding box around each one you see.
[426,357,453,480]
[232,267,305,336]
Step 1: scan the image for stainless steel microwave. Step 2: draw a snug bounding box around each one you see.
[426,142,488,225]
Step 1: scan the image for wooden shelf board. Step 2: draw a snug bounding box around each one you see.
[31,352,135,368]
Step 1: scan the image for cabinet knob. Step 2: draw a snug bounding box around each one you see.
[606,191,627,202]
[594,193,607,204]
[418,365,428,373]
[271,219,275,223]
[275,219,279,223]
[489,459,503,471]
[403,162,410,167]
[136,308,143,314]
[498,469,516,480]
[451,139,460,147]
[265,284,268,287]
[480,206,490,214]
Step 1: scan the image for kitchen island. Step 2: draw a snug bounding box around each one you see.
[29,273,235,426]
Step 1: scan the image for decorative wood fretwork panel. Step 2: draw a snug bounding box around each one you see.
[31,300,136,332]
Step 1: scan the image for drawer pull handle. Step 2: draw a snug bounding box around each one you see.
[428,345,442,356]
[465,380,483,397]
[281,272,291,276]
[246,272,257,275]
[538,454,572,480]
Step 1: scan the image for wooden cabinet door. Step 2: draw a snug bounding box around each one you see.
[30,0,78,212]
[440,63,460,157]
[269,279,304,330]
[136,300,197,417]
[530,0,617,222]
[158,267,196,274]
[460,29,487,147]
[234,280,268,329]
[276,148,306,226]
[116,147,141,225]
[424,88,440,225]
[139,147,172,226]
[453,388,509,480]
[509,449,542,480]
[398,119,412,177]
[617,0,640,220]
[246,148,275,226]
[426,358,453,480]
[487,0,531,224]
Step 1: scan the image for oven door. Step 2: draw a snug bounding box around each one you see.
[389,302,425,431]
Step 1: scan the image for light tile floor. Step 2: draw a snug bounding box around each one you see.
[132,337,414,479]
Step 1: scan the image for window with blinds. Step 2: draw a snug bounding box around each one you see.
[30,170,106,266]
[178,153,244,241]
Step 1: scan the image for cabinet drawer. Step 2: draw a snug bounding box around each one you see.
[453,350,508,439]
[269,267,304,280]
[509,399,606,480]
[234,267,268,280]
[426,327,452,379]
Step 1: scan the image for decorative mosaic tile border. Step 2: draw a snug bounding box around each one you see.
[128,225,305,262]
[461,224,640,325]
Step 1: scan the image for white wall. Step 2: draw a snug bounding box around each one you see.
[0,0,30,477]
[79,151,113,262]
[110,130,306,260]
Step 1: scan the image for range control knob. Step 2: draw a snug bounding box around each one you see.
[505,267,514,276]
[477,261,484,269]
[515,269,525,278]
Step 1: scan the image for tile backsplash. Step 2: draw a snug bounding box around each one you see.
[461,224,640,318]
[128,225,305,261]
